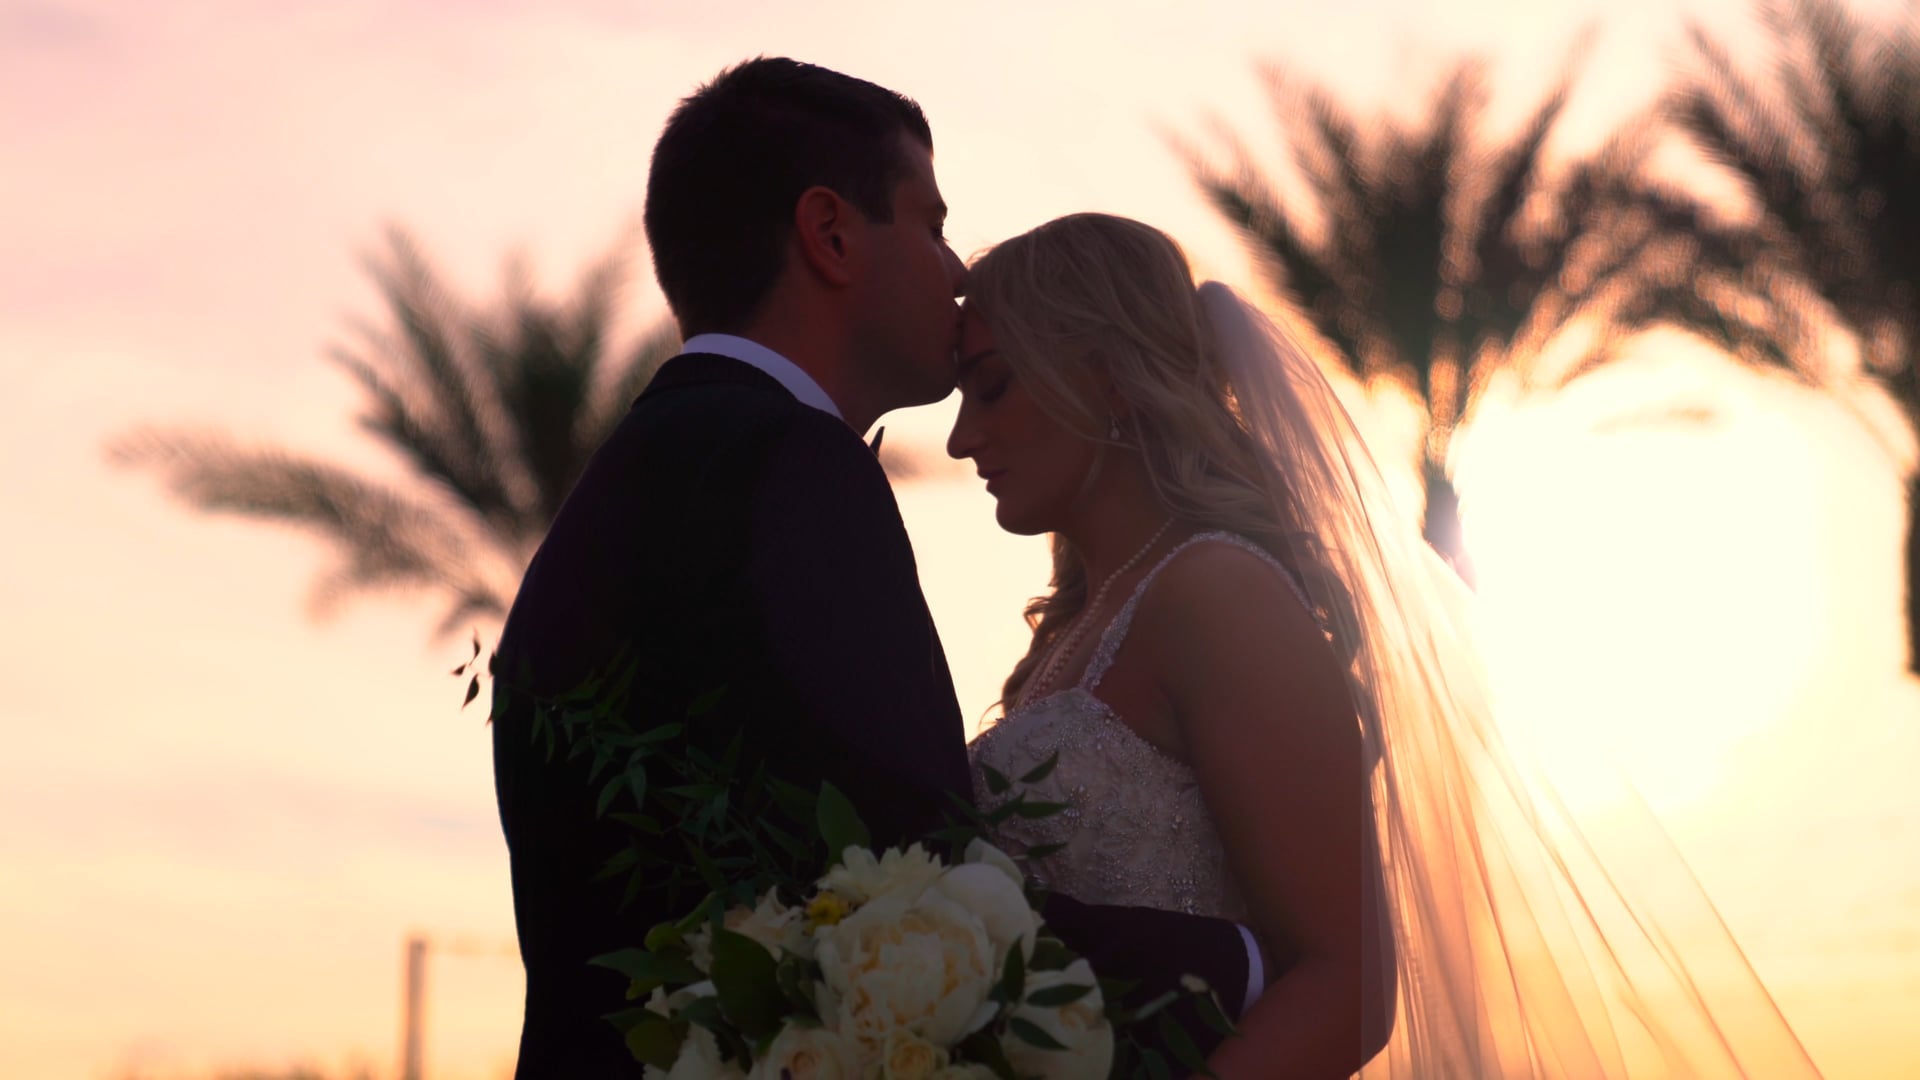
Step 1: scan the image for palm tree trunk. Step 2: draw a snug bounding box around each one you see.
[1422,457,1477,588]
[1907,473,1920,677]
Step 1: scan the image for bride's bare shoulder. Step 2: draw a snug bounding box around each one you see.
[1146,536,1314,624]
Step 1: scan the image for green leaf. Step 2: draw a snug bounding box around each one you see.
[687,685,728,718]
[666,783,725,800]
[985,801,1026,826]
[678,994,726,1031]
[769,779,817,821]
[611,812,665,836]
[596,777,624,818]
[1008,1015,1068,1051]
[588,948,703,988]
[981,763,1012,796]
[1010,800,1070,819]
[675,893,722,933]
[1025,982,1095,1008]
[709,928,783,1040]
[1142,1047,1174,1080]
[643,922,684,952]
[1029,939,1078,972]
[775,954,820,1019]
[686,839,726,893]
[1018,752,1061,785]
[619,862,648,912]
[592,846,640,883]
[995,939,1026,1005]
[634,722,684,744]
[1129,989,1180,1023]
[627,764,648,810]
[815,782,871,863]
[1194,987,1237,1037]
[1024,842,1068,860]
[620,1011,683,1069]
[956,1031,1020,1079]
[1158,1010,1210,1074]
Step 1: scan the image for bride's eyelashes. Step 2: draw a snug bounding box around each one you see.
[975,378,1009,405]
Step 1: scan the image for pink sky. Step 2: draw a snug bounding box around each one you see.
[4,0,1919,1076]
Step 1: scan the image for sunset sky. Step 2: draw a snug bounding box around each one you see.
[5,0,1919,1077]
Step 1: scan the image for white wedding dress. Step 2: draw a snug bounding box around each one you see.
[963,284,1821,1076]
[967,530,1313,924]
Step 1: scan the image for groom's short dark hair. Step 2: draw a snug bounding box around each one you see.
[644,57,934,336]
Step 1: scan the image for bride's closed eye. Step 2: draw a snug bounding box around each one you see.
[972,377,1009,405]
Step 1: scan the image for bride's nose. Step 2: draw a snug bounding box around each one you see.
[946,405,981,461]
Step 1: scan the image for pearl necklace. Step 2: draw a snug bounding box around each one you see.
[1018,519,1176,707]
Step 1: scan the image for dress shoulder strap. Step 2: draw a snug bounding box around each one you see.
[1079,531,1316,692]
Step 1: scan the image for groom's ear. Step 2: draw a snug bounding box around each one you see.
[792,186,860,289]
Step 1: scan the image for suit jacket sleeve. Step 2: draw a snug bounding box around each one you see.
[744,410,973,847]
[1042,892,1264,1020]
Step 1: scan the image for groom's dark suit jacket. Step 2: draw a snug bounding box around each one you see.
[491,354,1258,1078]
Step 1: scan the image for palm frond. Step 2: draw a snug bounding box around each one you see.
[348,230,524,526]
[1175,125,1369,372]
[324,343,521,537]
[107,426,504,628]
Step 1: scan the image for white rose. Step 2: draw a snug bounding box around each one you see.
[962,838,1025,890]
[819,844,946,906]
[1001,960,1114,1080]
[878,1027,949,1080]
[928,862,1040,964]
[747,1023,867,1080]
[663,1024,747,1080]
[815,888,996,1053]
[688,889,813,968]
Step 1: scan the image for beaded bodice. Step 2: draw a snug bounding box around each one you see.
[967,532,1314,920]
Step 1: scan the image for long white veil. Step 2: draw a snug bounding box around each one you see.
[1197,281,1820,1078]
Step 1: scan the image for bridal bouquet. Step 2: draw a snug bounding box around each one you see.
[478,650,1232,1078]
[594,785,1119,1080]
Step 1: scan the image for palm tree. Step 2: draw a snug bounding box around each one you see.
[1669,0,1920,669]
[110,227,682,641]
[1175,50,1766,581]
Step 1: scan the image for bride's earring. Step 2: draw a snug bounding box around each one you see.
[1108,414,1121,441]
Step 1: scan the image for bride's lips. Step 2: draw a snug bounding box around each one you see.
[978,467,1008,493]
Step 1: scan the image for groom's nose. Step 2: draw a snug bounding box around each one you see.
[945,246,967,297]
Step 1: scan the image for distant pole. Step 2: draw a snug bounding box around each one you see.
[401,934,428,1080]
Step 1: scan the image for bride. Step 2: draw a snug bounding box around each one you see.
[953,213,1820,1077]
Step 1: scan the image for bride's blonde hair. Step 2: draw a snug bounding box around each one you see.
[965,213,1347,708]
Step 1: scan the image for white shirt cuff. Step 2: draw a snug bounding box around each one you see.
[1236,923,1264,1016]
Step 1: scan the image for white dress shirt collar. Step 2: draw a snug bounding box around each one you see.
[681,333,843,421]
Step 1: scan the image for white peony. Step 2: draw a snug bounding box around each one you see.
[819,844,946,906]
[689,889,813,968]
[747,1023,867,1080]
[878,1027,949,1079]
[962,838,1025,890]
[1001,959,1114,1080]
[814,888,997,1053]
[653,1024,747,1080]
[928,862,1040,964]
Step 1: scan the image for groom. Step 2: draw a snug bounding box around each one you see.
[490,57,1273,1077]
